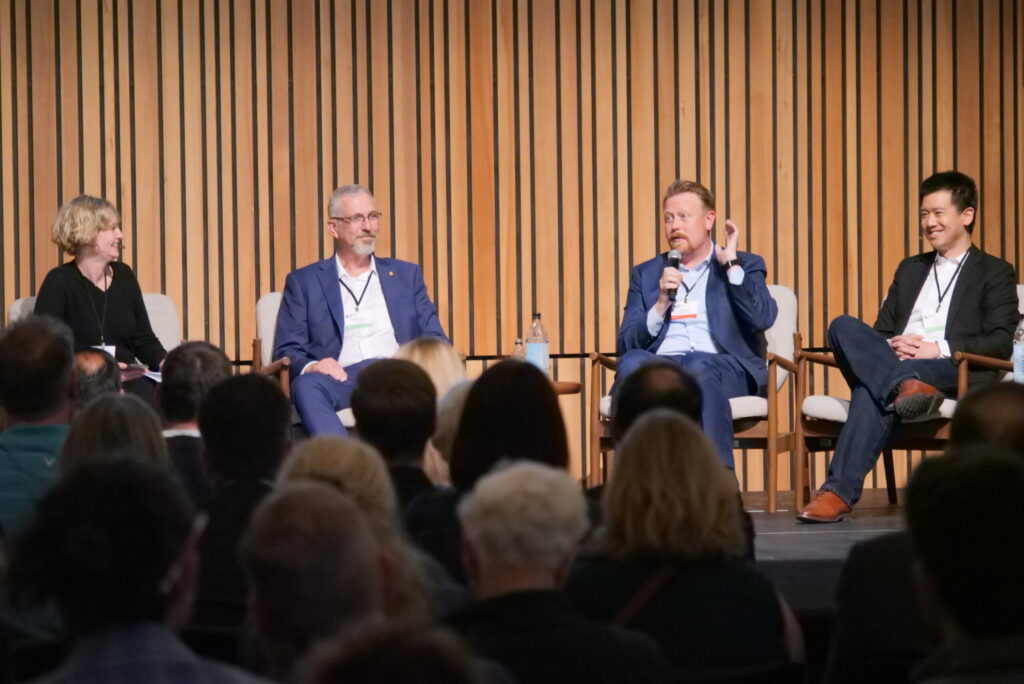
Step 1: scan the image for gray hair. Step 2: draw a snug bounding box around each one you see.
[327,184,373,217]
[457,461,587,574]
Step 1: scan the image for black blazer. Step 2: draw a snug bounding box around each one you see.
[873,246,1018,385]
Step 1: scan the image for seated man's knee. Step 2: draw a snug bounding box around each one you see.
[828,314,861,344]
[616,350,658,379]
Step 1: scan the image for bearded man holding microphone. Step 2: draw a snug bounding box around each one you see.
[613,180,778,471]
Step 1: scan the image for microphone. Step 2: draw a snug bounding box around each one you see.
[666,249,681,301]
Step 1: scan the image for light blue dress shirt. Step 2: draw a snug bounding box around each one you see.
[646,247,745,355]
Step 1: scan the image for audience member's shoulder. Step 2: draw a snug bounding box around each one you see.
[404,488,460,530]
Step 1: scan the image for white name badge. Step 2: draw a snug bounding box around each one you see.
[92,344,117,358]
[670,300,700,322]
[344,310,374,334]
[921,311,946,336]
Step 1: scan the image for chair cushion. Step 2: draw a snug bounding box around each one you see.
[802,394,956,423]
[598,394,767,421]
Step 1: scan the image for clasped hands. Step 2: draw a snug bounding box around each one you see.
[888,335,941,360]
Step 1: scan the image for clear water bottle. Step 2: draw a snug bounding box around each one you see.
[525,313,550,375]
[511,338,526,361]
[1014,317,1024,384]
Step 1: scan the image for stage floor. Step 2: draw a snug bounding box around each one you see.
[745,489,906,616]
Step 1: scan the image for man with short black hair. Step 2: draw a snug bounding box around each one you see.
[73,349,122,409]
[0,315,75,536]
[193,374,291,631]
[350,358,437,511]
[158,342,233,504]
[610,360,702,443]
[10,458,266,683]
[799,171,1018,522]
[907,450,1024,682]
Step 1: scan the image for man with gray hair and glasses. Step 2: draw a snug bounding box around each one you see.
[274,184,448,436]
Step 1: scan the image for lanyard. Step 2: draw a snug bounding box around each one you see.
[679,264,710,303]
[931,253,966,313]
[339,271,375,311]
[78,266,110,346]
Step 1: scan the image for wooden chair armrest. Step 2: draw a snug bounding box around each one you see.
[768,354,798,375]
[953,351,1013,397]
[797,351,838,368]
[259,357,291,376]
[589,352,619,372]
[953,351,1013,372]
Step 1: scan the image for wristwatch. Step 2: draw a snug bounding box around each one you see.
[725,258,740,269]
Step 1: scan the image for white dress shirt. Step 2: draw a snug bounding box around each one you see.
[900,250,968,358]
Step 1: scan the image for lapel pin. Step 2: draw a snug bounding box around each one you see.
[388,271,394,276]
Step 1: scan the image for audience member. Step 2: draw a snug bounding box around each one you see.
[9,459,265,683]
[193,374,290,631]
[72,349,122,409]
[241,481,385,681]
[350,359,438,511]
[906,449,1024,683]
[567,410,803,679]
[158,342,233,504]
[60,393,169,473]
[450,461,670,684]
[825,381,1024,684]
[610,358,702,442]
[0,315,75,537]
[278,436,456,621]
[406,360,569,583]
[394,336,466,398]
[294,622,486,684]
[423,380,473,486]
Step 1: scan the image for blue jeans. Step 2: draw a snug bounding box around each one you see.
[821,315,958,505]
[291,358,378,437]
[614,349,757,468]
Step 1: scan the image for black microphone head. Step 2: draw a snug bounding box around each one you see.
[667,249,681,268]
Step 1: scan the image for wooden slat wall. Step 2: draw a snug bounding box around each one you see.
[2,0,1021,491]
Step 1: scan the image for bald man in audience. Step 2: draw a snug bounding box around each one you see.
[73,349,122,409]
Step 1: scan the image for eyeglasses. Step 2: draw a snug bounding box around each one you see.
[331,211,384,227]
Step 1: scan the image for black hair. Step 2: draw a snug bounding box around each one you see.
[350,359,436,465]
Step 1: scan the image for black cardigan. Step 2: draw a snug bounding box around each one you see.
[35,261,166,369]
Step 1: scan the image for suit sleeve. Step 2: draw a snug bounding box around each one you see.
[273,271,317,378]
[411,265,449,342]
[616,266,658,356]
[726,254,778,333]
[872,264,905,338]
[948,258,1018,359]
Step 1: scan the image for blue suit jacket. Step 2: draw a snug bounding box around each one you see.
[273,256,448,381]
[616,250,778,393]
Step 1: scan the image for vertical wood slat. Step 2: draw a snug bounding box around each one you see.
[1,0,1020,487]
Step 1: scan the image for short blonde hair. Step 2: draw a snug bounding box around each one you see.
[51,195,120,255]
[394,338,466,399]
[596,410,745,562]
[277,437,398,542]
[458,461,587,574]
[430,381,473,463]
[60,394,169,474]
[277,437,433,622]
[662,180,715,212]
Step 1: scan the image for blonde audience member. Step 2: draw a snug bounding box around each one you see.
[567,410,804,679]
[60,393,168,473]
[395,337,465,399]
[422,381,473,487]
[277,437,448,622]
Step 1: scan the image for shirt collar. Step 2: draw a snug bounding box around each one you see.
[336,255,377,280]
[935,247,970,267]
[679,244,715,272]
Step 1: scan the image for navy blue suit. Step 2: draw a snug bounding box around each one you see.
[274,255,447,435]
[615,251,777,467]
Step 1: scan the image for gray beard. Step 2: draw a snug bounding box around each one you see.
[353,239,376,257]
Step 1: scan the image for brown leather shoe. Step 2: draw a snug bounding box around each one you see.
[893,379,944,421]
[796,490,851,524]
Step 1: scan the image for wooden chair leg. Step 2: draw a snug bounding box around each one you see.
[766,441,778,514]
[882,449,898,505]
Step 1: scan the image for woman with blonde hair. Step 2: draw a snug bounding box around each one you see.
[394,337,465,399]
[277,437,466,621]
[567,410,804,679]
[36,195,165,401]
